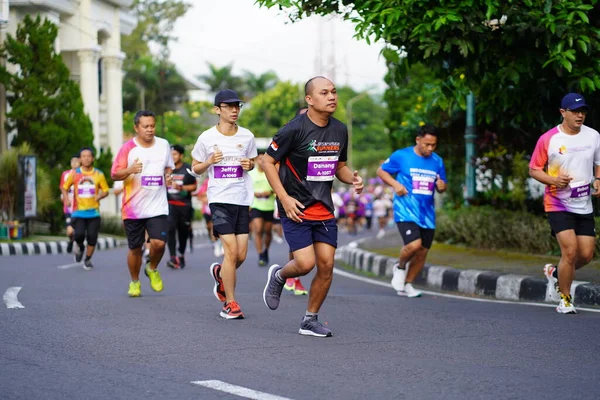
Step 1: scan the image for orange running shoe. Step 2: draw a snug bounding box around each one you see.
[220,301,245,319]
[293,278,308,295]
[210,263,226,302]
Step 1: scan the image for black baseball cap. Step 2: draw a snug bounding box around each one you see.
[214,89,242,106]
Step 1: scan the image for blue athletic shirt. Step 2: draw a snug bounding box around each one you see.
[380,147,446,229]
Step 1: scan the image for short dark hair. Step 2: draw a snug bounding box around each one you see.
[417,124,437,138]
[134,110,156,126]
[71,154,80,160]
[171,144,185,155]
[304,76,330,96]
[79,147,95,157]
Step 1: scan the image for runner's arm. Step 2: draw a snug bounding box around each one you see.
[335,162,354,184]
[528,168,558,186]
[260,154,288,201]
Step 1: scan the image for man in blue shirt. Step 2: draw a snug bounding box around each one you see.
[377,124,447,297]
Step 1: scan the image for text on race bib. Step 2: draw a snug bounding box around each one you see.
[141,175,164,188]
[412,175,435,195]
[570,181,590,198]
[77,183,96,198]
[214,165,243,180]
[307,156,338,182]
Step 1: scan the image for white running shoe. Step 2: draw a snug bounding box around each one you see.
[218,243,224,257]
[273,233,284,244]
[399,283,422,298]
[213,241,220,257]
[556,296,577,314]
[543,264,560,302]
[376,229,385,239]
[391,264,406,292]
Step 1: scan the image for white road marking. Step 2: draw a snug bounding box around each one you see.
[3,287,24,309]
[333,267,600,313]
[193,243,212,249]
[57,262,81,270]
[191,380,293,400]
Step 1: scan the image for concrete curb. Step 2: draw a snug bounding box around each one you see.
[338,238,600,308]
[0,229,207,257]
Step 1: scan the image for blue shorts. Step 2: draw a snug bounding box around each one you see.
[281,216,338,252]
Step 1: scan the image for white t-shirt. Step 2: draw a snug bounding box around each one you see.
[111,137,175,219]
[191,126,258,206]
[530,124,600,214]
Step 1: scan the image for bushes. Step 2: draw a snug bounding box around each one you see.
[436,206,560,255]
[100,215,125,237]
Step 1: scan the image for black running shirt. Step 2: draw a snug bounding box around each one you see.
[266,113,348,214]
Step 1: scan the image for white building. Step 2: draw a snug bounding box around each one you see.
[0,0,135,155]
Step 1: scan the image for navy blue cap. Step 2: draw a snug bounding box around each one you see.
[561,93,589,111]
[214,89,242,106]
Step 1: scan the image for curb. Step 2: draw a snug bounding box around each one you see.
[338,239,600,308]
[0,229,208,257]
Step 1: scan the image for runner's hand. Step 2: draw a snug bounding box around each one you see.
[210,145,223,164]
[165,173,173,186]
[393,182,408,196]
[554,174,572,189]
[593,179,600,198]
[436,174,446,192]
[130,158,143,174]
[352,170,364,194]
[63,199,71,208]
[281,195,305,223]
[240,158,252,170]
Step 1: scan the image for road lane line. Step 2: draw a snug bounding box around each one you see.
[190,380,293,400]
[57,263,82,270]
[3,287,24,309]
[333,267,600,313]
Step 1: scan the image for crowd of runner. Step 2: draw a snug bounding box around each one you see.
[59,81,594,334]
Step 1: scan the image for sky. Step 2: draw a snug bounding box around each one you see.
[169,0,387,94]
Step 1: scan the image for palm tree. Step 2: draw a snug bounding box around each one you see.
[242,70,279,100]
[198,63,243,94]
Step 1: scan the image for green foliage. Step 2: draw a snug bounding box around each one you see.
[0,143,54,222]
[122,0,191,114]
[256,0,600,149]
[122,55,190,114]
[99,215,126,236]
[198,63,245,95]
[123,100,215,153]
[0,15,94,168]
[436,206,559,254]
[238,81,305,138]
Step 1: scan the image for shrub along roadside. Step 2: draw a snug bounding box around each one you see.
[435,206,599,256]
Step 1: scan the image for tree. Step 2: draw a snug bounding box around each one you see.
[255,1,600,142]
[0,15,93,168]
[121,0,191,117]
[199,63,245,94]
[242,70,279,99]
[238,81,305,138]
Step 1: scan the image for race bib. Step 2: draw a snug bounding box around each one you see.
[412,175,435,195]
[213,161,243,182]
[569,181,590,198]
[141,175,164,189]
[307,156,338,181]
[77,182,96,199]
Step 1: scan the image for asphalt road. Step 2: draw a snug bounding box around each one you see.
[1,230,599,400]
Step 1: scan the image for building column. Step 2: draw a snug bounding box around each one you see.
[103,52,125,156]
[78,48,101,151]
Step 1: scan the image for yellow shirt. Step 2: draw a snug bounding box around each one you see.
[63,168,109,218]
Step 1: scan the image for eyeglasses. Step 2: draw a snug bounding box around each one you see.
[218,103,243,110]
[566,109,588,115]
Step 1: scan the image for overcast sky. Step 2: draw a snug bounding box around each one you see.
[169,0,387,93]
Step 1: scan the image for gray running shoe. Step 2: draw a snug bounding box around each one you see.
[263,264,284,310]
[299,316,333,337]
[83,259,94,271]
[74,244,84,263]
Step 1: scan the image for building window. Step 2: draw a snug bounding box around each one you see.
[98,58,103,97]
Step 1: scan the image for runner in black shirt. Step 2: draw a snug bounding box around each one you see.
[166,144,197,269]
[261,76,364,337]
